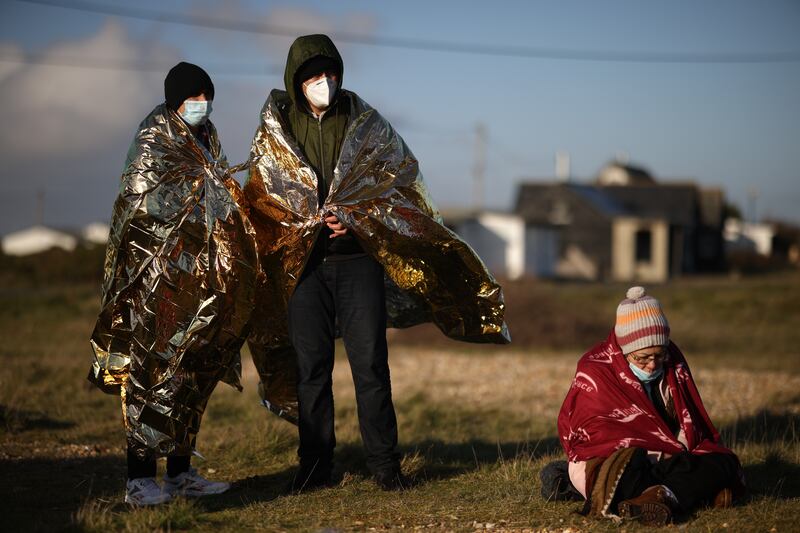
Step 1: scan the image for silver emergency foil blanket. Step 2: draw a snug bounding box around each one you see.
[245,91,510,423]
[89,104,258,457]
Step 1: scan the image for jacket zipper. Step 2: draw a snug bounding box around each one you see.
[317,115,325,202]
[317,115,328,257]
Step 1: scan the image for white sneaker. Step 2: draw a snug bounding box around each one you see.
[125,477,172,506]
[164,467,230,497]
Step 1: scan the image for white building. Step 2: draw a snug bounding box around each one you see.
[443,210,558,280]
[1,225,78,256]
[81,222,110,245]
[724,218,775,256]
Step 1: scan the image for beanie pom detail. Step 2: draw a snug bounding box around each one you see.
[626,286,646,300]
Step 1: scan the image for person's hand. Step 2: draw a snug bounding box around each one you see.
[324,213,347,238]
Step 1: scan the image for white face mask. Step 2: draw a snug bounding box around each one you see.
[180,100,212,126]
[303,76,337,110]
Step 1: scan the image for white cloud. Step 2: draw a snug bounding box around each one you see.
[0,21,179,158]
[267,6,336,34]
[266,6,379,66]
[0,43,25,83]
[0,6,383,234]
[177,2,379,79]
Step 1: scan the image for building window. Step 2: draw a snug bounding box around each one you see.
[635,229,652,262]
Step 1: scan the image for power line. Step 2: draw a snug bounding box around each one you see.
[0,52,280,76]
[16,0,800,64]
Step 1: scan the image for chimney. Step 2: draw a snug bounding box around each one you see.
[555,151,570,182]
[472,123,487,209]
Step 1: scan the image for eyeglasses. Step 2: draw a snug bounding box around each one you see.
[628,350,668,365]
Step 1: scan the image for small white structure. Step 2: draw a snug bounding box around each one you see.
[2,225,78,256]
[82,222,110,245]
[724,218,775,256]
[444,210,557,279]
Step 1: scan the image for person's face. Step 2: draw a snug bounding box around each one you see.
[626,345,667,373]
[178,93,209,114]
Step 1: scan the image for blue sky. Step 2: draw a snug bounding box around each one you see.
[1,0,798,234]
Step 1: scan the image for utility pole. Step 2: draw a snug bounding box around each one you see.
[473,122,487,210]
[36,188,45,226]
[747,187,759,223]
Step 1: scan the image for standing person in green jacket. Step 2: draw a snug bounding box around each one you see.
[272,34,407,492]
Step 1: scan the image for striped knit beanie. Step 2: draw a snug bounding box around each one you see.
[615,286,670,355]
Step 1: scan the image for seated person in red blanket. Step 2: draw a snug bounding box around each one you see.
[545,286,744,526]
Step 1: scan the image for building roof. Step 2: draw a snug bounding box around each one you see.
[516,180,700,226]
[599,184,698,226]
[515,182,627,223]
[596,161,657,186]
[569,184,627,217]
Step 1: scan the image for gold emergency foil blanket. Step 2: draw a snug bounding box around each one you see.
[89,104,258,458]
[245,91,510,423]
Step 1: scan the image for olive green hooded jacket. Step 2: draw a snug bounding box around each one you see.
[278,33,361,255]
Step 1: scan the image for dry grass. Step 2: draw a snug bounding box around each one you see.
[392,271,800,368]
[1,274,799,531]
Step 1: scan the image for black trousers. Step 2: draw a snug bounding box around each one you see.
[288,254,400,474]
[611,449,740,512]
[127,447,190,480]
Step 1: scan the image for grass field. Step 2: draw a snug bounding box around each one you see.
[1,273,799,532]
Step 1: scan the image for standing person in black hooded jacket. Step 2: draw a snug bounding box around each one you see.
[270,34,407,492]
[90,62,257,505]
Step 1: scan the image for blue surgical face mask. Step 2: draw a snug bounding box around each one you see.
[628,362,664,383]
[180,100,212,126]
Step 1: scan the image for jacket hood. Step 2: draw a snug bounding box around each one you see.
[284,34,343,107]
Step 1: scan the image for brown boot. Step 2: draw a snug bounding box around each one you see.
[618,485,674,526]
[713,487,733,509]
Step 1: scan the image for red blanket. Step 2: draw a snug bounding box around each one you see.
[557,331,733,462]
